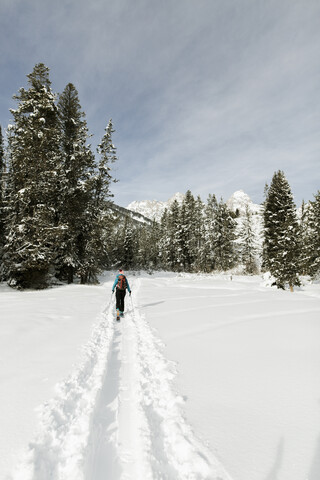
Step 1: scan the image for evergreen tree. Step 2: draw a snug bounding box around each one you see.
[168,199,183,271]
[57,83,95,283]
[0,126,6,274]
[158,200,182,271]
[0,125,4,180]
[304,191,320,278]
[193,195,205,272]
[299,199,311,275]
[79,119,117,283]
[149,220,162,269]
[4,63,65,288]
[112,216,136,270]
[262,170,301,290]
[122,219,136,269]
[179,190,197,271]
[200,194,219,272]
[239,204,259,274]
[136,221,161,271]
[177,201,188,270]
[158,208,171,269]
[134,224,147,269]
[213,199,237,271]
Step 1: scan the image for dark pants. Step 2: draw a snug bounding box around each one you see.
[116,288,126,312]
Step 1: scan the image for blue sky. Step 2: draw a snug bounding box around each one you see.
[1,0,319,207]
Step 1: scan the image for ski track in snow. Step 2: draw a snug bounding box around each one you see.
[9,278,233,480]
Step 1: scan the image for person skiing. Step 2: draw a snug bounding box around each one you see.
[112,269,131,320]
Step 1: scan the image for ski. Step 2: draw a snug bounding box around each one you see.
[116,309,120,322]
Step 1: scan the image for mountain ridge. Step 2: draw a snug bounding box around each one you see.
[127,192,185,222]
[127,190,262,221]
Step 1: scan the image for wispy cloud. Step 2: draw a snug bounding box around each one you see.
[1,0,319,206]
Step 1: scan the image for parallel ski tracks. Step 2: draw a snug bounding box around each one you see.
[11,278,233,480]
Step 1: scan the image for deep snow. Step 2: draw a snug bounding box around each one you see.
[137,274,320,480]
[1,272,320,479]
[0,281,109,478]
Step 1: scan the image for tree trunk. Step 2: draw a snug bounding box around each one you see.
[67,266,74,284]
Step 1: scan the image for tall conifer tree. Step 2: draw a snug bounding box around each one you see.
[213,199,237,271]
[193,195,205,271]
[304,191,320,278]
[299,200,311,275]
[200,194,219,272]
[0,126,6,273]
[136,221,161,270]
[262,170,301,289]
[57,83,95,283]
[0,126,4,181]
[179,190,197,271]
[239,204,259,274]
[168,199,183,271]
[79,119,117,283]
[122,219,136,269]
[148,220,161,269]
[158,208,171,269]
[5,63,64,288]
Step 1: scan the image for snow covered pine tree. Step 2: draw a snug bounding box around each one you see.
[213,199,237,271]
[262,170,301,290]
[79,120,118,283]
[0,126,6,277]
[4,64,66,288]
[57,83,95,283]
[239,204,259,274]
[303,191,320,278]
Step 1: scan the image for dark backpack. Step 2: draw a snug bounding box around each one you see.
[117,274,126,290]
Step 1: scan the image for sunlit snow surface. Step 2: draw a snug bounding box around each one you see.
[1,272,320,480]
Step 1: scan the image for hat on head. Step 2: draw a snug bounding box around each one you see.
[119,269,123,273]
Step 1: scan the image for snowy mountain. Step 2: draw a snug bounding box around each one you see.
[226,190,262,216]
[127,190,262,221]
[110,203,153,226]
[127,192,185,222]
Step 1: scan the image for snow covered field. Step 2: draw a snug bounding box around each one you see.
[1,272,320,480]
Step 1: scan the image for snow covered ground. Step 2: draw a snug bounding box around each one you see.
[1,272,320,480]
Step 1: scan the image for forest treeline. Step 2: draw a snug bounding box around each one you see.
[114,178,320,291]
[0,64,319,290]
